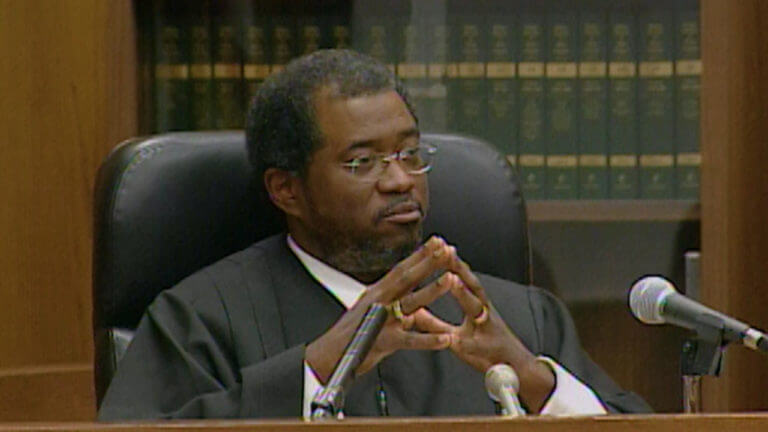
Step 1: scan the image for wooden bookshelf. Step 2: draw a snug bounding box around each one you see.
[527,200,700,222]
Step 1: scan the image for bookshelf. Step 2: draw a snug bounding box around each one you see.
[5,0,768,421]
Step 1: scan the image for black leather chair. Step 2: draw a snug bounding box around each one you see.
[92,131,531,407]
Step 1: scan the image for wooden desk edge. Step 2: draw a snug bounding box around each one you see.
[3,413,768,432]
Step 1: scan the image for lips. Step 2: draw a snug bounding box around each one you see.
[380,201,423,224]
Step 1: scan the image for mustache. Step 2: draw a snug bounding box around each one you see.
[375,196,424,222]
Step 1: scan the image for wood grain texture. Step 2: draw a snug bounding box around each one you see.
[3,415,768,432]
[0,0,136,419]
[700,0,768,412]
[0,364,94,421]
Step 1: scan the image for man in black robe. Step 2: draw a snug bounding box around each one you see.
[98,49,651,419]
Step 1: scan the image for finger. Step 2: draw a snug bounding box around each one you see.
[411,308,456,334]
[397,330,452,350]
[447,273,485,321]
[400,272,452,314]
[448,250,489,304]
[377,236,454,302]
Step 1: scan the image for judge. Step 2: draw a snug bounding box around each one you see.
[98,49,651,419]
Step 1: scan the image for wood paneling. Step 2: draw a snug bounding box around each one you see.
[0,0,136,419]
[701,0,768,412]
[0,364,94,421]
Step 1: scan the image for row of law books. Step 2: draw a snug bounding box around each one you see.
[142,0,700,200]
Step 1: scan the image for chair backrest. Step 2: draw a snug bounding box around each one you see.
[92,131,531,405]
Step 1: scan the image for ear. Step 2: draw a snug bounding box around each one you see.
[263,168,305,218]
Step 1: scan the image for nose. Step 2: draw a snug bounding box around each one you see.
[376,160,416,193]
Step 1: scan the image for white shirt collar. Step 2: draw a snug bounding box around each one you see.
[286,235,367,309]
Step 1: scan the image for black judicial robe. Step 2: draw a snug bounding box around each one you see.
[98,234,651,419]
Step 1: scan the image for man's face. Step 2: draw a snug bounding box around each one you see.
[293,89,429,282]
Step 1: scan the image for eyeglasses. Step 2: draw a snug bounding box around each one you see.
[340,143,437,182]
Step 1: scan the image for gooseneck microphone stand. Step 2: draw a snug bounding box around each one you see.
[311,303,388,420]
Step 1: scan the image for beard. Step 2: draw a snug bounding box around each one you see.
[305,197,424,283]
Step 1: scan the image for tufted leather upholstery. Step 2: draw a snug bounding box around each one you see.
[92,131,531,406]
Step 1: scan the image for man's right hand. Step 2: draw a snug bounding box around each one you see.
[305,236,456,384]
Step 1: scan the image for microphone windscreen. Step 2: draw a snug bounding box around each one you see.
[629,276,677,324]
[484,363,519,402]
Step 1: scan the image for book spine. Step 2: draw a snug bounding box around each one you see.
[608,3,639,199]
[297,1,323,56]
[638,0,675,198]
[242,0,270,112]
[269,2,295,75]
[189,0,213,130]
[675,0,701,200]
[212,0,244,129]
[517,3,547,200]
[329,0,351,50]
[153,0,190,132]
[422,1,450,133]
[545,0,578,199]
[451,0,487,141]
[353,0,396,71]
[137,1,155,133]
[486,1,517,163]
[397,0,428,126]
[577,0,608,199]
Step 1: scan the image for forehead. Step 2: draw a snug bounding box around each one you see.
[311,88,417,154]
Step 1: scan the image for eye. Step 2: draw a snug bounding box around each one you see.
[343,154,376,174]
[348,155,373,166]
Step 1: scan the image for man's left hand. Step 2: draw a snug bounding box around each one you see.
[418,248,556,413]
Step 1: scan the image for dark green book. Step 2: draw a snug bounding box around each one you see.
[189,0,213,130]
[352,0,396,71]
[211,0,244,129]
[485,0,517,164]
[545,0,578,199]
[638,0,675,198]
[675,0,701,200]
[296,1,326,56]
[449,0,487,140]
[153,0,190,132]
[269,1,295,75]
[397,0,428,125]
[328,0,352,50]
[242,0,270,111]
[136,1,155,133]
[517,0,547,200]
[608,1,639,199]
[577,0,608,199]
[422,0,450,133]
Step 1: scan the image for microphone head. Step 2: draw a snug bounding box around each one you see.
[629,276,677,324]
[484,363,519,402]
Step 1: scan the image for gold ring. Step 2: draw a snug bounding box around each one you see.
[389,299,406,322]
[473,305,489,326]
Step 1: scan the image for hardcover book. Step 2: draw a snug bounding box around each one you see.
[449,0,487,140]
[485,0,518,163]
[607,1,639,199]
[577,0,608,199]
[517,1,547,199]
[638,0,675,198]
[545,0,579,199]
[675,0,701,200]
[212,0,244,129]
[153,0,190,132]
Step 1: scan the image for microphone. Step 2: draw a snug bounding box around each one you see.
[484,364,526,417]
[311,303,388,420]
[629,276,768,353]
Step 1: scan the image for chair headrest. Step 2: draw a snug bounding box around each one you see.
[93,132,530,330]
